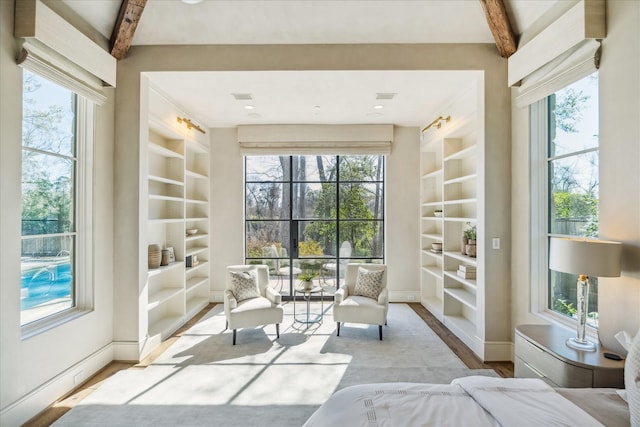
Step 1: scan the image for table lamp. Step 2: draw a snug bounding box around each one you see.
[549,237,622,351]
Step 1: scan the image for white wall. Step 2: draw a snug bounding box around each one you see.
[510,0,640,353]
[0,2,116,424]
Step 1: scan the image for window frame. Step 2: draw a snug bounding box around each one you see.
[20,73,95,338]
[530,75,600,335]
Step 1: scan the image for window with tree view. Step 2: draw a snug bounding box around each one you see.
[245,155,384,297]
[21,70,78,326]
[546,73,599,326]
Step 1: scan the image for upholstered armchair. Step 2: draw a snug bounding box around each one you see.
[224,265,283,345]
[333,263,388,340]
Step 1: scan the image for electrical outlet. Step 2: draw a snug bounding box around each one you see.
[407,295,416,302]
[73,370,84,385]
[492,238,500,250]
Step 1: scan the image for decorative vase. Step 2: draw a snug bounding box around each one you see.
[301,280,314,291]
[148,244,161,269]
[465,240,477,258]
[161,249,170,266]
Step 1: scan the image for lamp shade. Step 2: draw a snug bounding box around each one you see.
[549,237,622,278]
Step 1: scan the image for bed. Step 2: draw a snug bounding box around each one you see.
[303,376,631,427]
[304,330,640,427]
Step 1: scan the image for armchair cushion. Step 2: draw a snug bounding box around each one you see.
[229,270,261,302]
[353,267,385,299]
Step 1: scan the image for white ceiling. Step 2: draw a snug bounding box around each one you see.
[60,0,559,128]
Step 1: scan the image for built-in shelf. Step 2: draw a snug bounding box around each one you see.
[149,175,184,186]
[444,173,477,185]
[422,266,442,278]
[443,287,476,309]
[148,287,183,310]
[148,142,184,159]
[421,233,443,241]
[148,261,184,277]
[141,86,210,361]
[443,198,477,205]
[443,251,477,265]
[185,170,208,180]
[421,169,442,179]
[444,145,476,161]
[443,270,477,288]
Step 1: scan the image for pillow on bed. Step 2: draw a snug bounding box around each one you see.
[229,271,260,302]
[626,330,640,427]
[353,268,384,299]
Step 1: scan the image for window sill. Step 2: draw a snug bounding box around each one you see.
[21,307,92,340]
[531,309,599,341]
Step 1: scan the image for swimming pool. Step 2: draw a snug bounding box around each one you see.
[21,261,72,310]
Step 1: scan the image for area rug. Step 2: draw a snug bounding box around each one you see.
[54,303,498,426]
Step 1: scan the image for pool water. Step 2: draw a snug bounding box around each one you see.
[21,263,72,310]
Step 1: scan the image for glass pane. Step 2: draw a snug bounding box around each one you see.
[21,235,74,325]
[548,74,598,157]
[299,220,336,258]
[246,182,289,220]
[293,182,336,219]
[548,152,598,237]
[339,155,384,182]
[245,156,287,182]
[22,150,75,235]
[549,270,598,328]
[339,221,383,258]
[339,183,384,219]
[22,70,76,157]
[292,155,337,182]
[245,221,289,258]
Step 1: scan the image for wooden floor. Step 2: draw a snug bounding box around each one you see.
[25,302,513,426]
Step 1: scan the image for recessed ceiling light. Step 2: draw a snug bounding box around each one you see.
[181,0,203,4]
[244,105,255,110]
[373,105,384,110]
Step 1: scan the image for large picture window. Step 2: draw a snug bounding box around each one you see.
[532,73,599,327]
[20,70,93,328]
[245,155,384,297]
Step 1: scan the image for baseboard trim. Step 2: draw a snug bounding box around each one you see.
[388,290,420,303]
[0,343,113,426]
[483,340,514,362]
[113,339,142,361]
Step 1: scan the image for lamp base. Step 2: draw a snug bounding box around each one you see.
[566,337,596,352]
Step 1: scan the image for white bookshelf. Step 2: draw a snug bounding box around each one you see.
[142,86,210,357]
[419,86,509,361]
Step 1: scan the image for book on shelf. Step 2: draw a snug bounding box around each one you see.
[458,264,476,273]
[457,269,476,279]
[430,249,442,254]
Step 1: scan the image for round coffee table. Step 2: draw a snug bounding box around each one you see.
[293,284,324,325]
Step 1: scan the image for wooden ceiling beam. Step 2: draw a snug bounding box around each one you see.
[479,0,517,58]
[110,0,147,60]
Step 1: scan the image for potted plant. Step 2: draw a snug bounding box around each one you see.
[463,224,477,257]
[298,271,317,290]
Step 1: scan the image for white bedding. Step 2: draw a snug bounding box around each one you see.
[303,376,604,427]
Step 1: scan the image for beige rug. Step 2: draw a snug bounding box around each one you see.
[54,303,497,426]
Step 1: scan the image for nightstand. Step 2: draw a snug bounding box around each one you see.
[515,324,625,388]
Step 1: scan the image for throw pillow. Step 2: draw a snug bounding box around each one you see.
[229,271,261,302]
[626,330,640,427]
[353,268,385,299]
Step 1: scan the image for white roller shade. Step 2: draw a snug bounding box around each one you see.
[514,39,600,108]
[238,125,393,155]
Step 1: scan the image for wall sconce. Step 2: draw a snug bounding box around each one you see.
[421,115,451,133]
[177,117,206,134]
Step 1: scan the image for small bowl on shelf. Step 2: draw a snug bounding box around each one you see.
[431,242,443,251]
[186,228,198,236]
[433,211,443,217]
